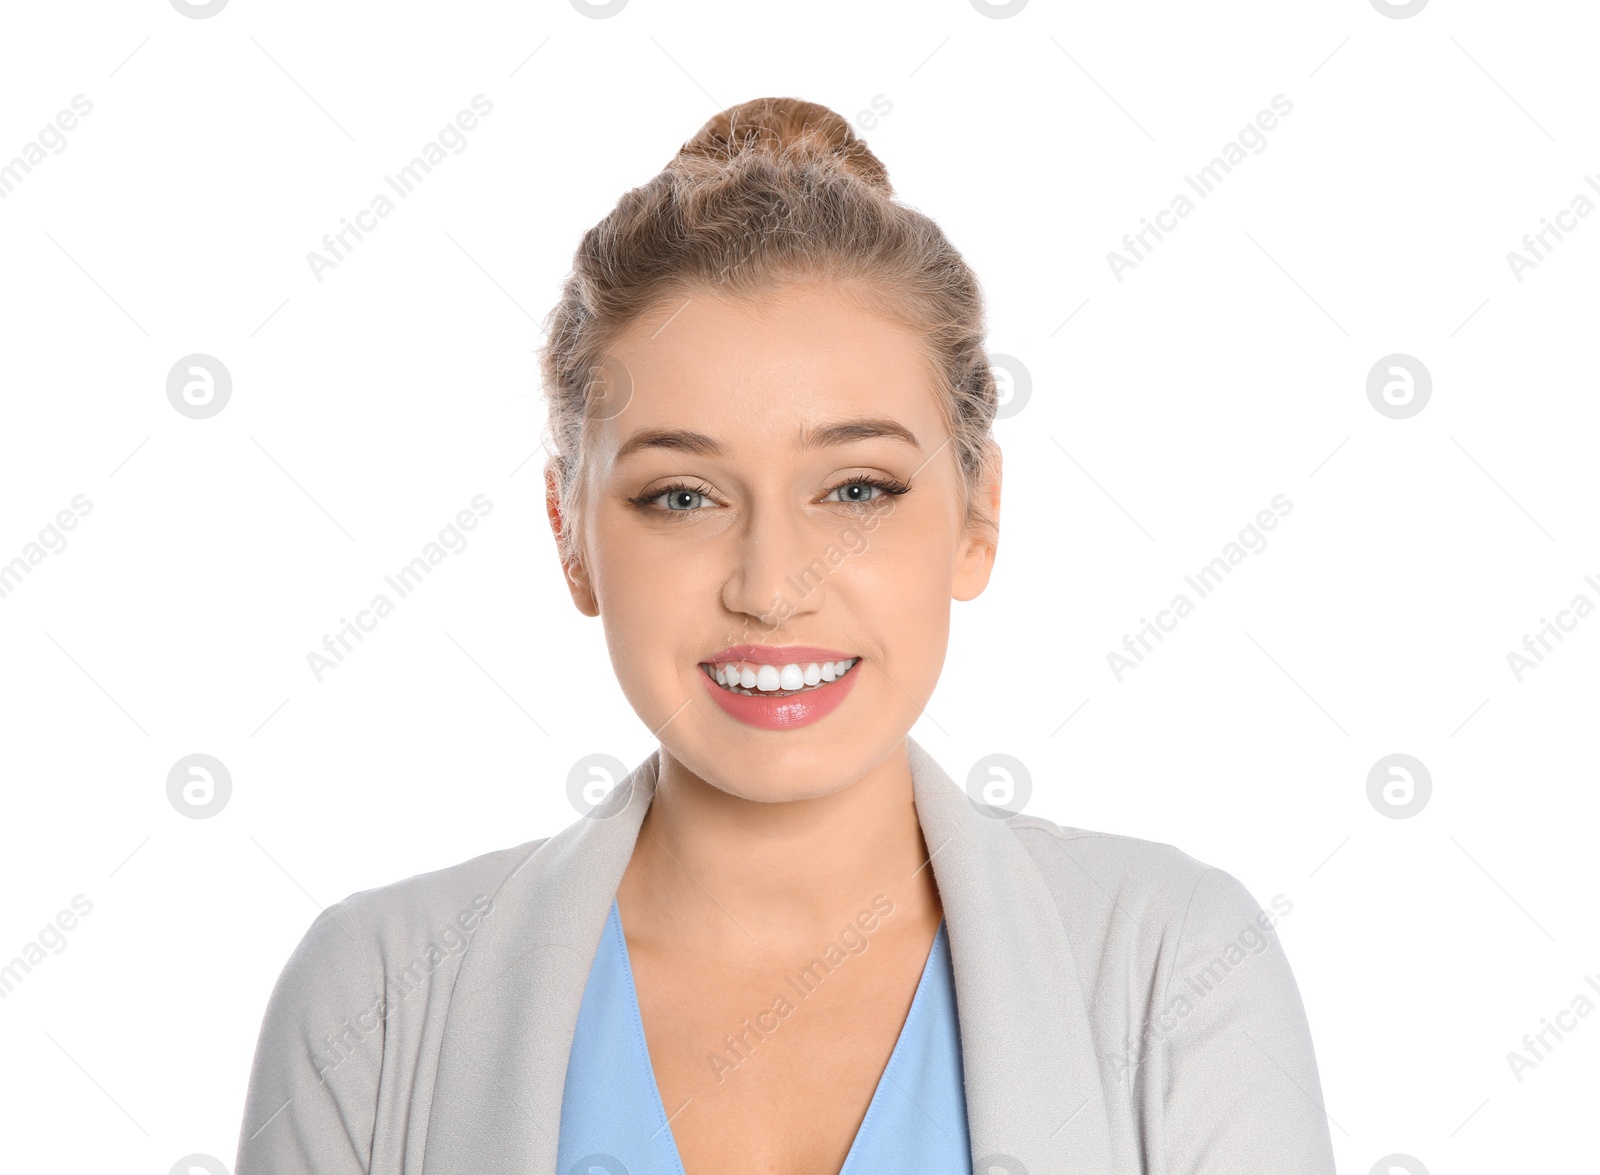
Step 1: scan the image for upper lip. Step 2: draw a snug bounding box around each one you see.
[701,644,856,665]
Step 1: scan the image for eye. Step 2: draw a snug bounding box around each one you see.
[826,482,883,505]
[627,482,717,514]
[824,475,911,506]
[660,488,708,511]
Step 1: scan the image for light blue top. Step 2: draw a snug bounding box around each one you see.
[556,898,971,1175]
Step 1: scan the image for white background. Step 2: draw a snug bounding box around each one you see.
[1,0,1595,1170]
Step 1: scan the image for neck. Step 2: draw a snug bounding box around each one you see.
[614,739,943,959]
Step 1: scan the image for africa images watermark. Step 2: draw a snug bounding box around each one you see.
[1107,94,1295,282]
[1108,892,1295,1084]
[305,493,493,681]
[0,94,93,200]
[0,493,93,602]
[1505,173,1600,283]
[1505,967,1600,1084]
[0,894,95,1000]
[1503,570,1600,682]
[754,492,900,631]
[306,94,494,282]
[311,893,495,1083]
[702,893,899,1084]
[1107,493,1293,681]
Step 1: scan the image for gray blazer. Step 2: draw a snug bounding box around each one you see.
[234,736,1337,1174]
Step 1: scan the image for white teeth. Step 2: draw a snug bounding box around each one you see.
[704,657,859,695]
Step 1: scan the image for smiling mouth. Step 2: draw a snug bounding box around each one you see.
[699,657,861,698]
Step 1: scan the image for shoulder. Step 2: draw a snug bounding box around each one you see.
[1001,814,1334,1171]
[998,811,1298,994]
[323,835,552,952]
[1004,810,1272,933]
[235,836,556,1172]
[249,834,557,1070]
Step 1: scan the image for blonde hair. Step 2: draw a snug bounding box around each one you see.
[537,96,1000,566]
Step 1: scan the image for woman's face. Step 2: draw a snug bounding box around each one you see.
[546,279,1000,801]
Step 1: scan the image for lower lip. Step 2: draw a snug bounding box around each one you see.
[698,662,862,731]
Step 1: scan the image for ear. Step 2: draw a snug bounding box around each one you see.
[952,447,1001,603]
[545,462,600,617]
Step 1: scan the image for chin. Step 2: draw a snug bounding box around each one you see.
[671,723,893,800]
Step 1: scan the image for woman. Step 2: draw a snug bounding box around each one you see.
[235,97,1337,1175]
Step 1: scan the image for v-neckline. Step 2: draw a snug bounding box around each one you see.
[608,898,948,1175]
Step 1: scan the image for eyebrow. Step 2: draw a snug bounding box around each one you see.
[614,416,923,462]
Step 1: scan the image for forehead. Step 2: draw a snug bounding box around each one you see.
[597,280,942,449]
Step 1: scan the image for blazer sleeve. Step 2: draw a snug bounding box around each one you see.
[1157,868,1337,1174]
[235,898,382,1175]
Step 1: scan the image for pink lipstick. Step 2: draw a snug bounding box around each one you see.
[698,645,862,731]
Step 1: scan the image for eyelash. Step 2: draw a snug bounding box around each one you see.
[627,474,911,517]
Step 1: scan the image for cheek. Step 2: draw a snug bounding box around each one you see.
[855,506,955,586]
[590,525,715,669]
[847,534,953,647]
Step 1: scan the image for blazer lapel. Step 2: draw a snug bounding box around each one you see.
[422,736,1114,1174]
[906,736,1117,1172]
[423,748,655,1174]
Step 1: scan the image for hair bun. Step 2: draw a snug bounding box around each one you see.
[674,96,892,194]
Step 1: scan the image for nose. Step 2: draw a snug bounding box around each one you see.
[719,495,829,632]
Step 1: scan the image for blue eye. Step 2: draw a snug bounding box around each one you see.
[627,482,717,513]
[826,481,886,504]
[821,474,913,508]
[661,489,707,511]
